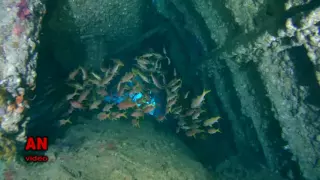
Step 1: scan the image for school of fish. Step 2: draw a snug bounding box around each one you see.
[59,48,221,138]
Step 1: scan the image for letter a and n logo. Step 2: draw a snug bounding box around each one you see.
[25,136,48,151]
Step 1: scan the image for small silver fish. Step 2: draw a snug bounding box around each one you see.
[171,106,182,114]
[100,74,114,86]
[135,63,148,71]
[88,78,100,86]
[100,62,110,73]
[91,72,102,81]
[78,89,91,103]
[67,83,84,90]
[140,53,154,59]
[103,103,113,112]
[192,111,201,120]
[89,100,102,110]
[80,67,88,81]
[163,46,167,55]
[184,91,190,99]
[167,97,177,108]
[111,59,124,74]
[154,59,161,70]
[207,128,221,134]
[141,53,162,59]
[167,92,178,102]
[151,73,163,89]
[133,68,150,83]
[136,58,150,65]
[167,78,181,87]
[203,116,221,127]
[131,110,144,118]
[68,68,80,81]
[59,118,72,126]
[66,90,79,101]
[171,82,181,92]
[117,84,129,96]
[191,89,211,108]
[183,109,195,117]
[161,74,166,85]
[117,72,134,91]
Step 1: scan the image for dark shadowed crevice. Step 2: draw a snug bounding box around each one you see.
[253,0,286,32]
[170,0,217,52]
[182,57,265,169]
[245,61,303,179]
[216,60,266,164]
[289,46,320,107]
[199,60,239,168]
[284,0,320,20]
[24,0,87,146]
[278,0,320,30]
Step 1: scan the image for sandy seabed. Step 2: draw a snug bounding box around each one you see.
[9,116,211,180]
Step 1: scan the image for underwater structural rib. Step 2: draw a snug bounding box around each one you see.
[109,23,169,56]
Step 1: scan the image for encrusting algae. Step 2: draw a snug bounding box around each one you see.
[0,86,30,162]
[59,50,222,138]
[0,88,6,107]
[0,132,17,162]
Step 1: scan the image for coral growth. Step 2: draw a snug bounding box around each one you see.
[5,87,28,115]
[16,0,31,20]
[12,23,24,36]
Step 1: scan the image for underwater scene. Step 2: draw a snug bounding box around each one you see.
[1,0,320,179]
